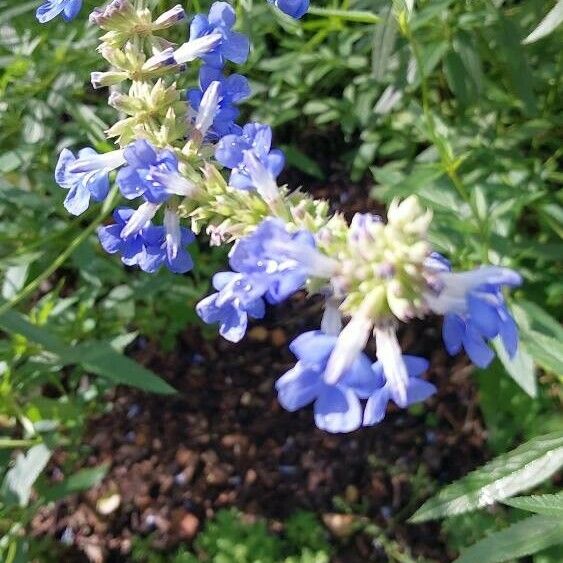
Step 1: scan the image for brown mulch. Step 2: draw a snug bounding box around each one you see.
[31,173,488,562]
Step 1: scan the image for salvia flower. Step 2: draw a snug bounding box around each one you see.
[425,262,522,368]
[36,0,82,23]
[363,355,435,426]
[196,272,266,342]
[55,147,124,215]
[275,331,379,433]
[116,140,197,203]
[189,2,250,68]
[268,0,309,19]
[229,218,335,303]
[215,122,285,192]
[187,66,251,138]
[197,218,334,341]
[98,207,194,273]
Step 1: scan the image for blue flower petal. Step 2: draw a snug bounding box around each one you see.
[314,386,362,433]
[363,387,390,426]
[276,364,322,411]
[443,314,464,355]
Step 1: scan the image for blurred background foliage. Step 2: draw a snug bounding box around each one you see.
[0,0,561,561]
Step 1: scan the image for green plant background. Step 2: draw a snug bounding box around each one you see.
[0,0,561,561]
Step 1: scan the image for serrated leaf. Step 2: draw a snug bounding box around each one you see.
[409,431,563,522]
[455,515,563,563]
[502,492,563,517]
[523,0,563,44]
[1,444,52,507]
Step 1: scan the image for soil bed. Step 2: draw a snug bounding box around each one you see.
[32,174,488,562]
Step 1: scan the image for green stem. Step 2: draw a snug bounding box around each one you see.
[0,187,119,318]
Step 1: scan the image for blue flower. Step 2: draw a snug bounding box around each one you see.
[275,331,379,433]
[189,2,250,68]
[196,272,266,342]
[363,356,435,426]
[36,0,82,23]
[229,218,322,303]
[98,207,194,274]
[268,0,309,19]
[116,140,197,203]
[55,147,124,215]
[425,261,522,368]
[215,123,285,190]
[187,66,250,139]
[197,219,335,342]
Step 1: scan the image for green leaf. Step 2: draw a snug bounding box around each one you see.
[455,515,563,563]
[1,443,51,507]
[522,331,563,378]
[493,337,537,398]
[514,301,563,341]
[0,309,73,359]
[280,145,324,180]
[494,14,537,115]
[502,492,563,517]
[444,50,471,106]
[372,7,397,81]
[0,310,176,395]
[512,303,563,378]
[523,0,563,44]
[409,431,563,522]
[41,465,108,503]
[2,264,29,300]
[75,342,177,395]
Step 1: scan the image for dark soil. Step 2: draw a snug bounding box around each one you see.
[31,174,488,562]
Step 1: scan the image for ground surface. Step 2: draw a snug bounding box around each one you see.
[31,175,488,562]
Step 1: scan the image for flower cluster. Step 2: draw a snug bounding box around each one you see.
[48,0,522,433]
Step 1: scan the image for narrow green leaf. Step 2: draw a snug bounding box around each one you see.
[523,0,563,44]
[0,309,74,359]
[409,431,563,522]
[454,31,483,97]
[455,515,563,563]
[75,342,177,395]
[41,465,108,503]
[522,331,563,378]
[502,492,563,517]
[514,301,563,341]
[2,264,29,300]
[280,145,324,180]
[494,14,537,115]
[444,50,471,106]
[1,444,52,507]
[493,337,537,398]
[0,310,176,394]
[372,7,397,81]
